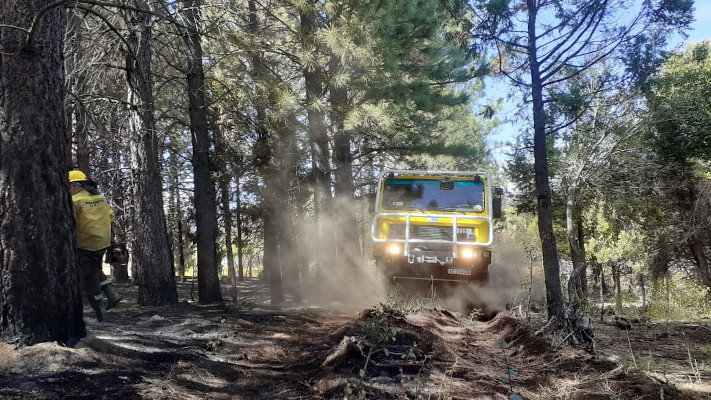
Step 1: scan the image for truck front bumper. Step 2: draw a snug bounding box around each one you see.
[374,243,490,283]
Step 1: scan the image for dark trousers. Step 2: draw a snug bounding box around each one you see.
[78,248,107,301]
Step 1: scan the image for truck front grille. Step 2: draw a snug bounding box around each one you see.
[388,224,474,242]
[412,226,452,241]
[388,224,453,241]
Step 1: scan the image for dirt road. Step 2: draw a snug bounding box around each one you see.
[0,280,709,399]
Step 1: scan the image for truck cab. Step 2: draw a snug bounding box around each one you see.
[371,170,502,284]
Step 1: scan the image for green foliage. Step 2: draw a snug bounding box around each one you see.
[631,41,711,290]
[364,303,399,346]
[504,137,536,214]
[584,201,646,267]
[647,276,711,321]
[359,303,402,375]
[649,40,711,164]
[505,134,564,217]
[501,210,541,257]
[649,0,695,27]
[479,1,693,310]
[346,0,498,165]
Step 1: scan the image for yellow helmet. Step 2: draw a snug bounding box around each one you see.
[69,170,88,183]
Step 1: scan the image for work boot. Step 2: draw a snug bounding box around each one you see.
[88,296,106,322]
[102,284,122,310]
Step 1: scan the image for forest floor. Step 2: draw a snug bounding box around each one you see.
[1,279,710,399]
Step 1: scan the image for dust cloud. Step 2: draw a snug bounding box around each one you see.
[281,198,541,317]
[489,231,546,313]
[288,196,391,310]
[422,231,536,316]
[391,230,538,316]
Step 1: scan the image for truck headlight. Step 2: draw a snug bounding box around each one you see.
[460,247,480,260]
[387,243,402,256]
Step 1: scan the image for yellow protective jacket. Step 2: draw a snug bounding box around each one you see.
[72,188,115,251]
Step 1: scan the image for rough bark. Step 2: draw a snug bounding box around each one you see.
[249,0,283,304]
[328,47,361,285]
[598,264,605,322]
[276,121,301,302]
[263,212,284,304]
[184,0,221,304]
[527,0,564,322]
[0,0,85,346]
[612,262,622,313]
[126,0,178,306]
[638,273,647,308]
[689,237,711,289]
[215,117,236,298]
[300,1,334,282]
[236,178,244,281]
[168,145,186,283]
[576,215,587,289]
[300,1,332,216]
[566,193,587,309]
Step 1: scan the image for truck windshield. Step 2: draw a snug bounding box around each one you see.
[381,178,484,211]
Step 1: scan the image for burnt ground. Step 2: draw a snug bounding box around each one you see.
[0,280,710,399]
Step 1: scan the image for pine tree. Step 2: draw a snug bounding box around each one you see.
[0,0,85,346]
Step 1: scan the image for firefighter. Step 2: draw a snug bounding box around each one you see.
[69,170,122,321]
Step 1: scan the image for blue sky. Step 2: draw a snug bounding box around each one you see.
[689,2,711,42]
[487,2,711,162]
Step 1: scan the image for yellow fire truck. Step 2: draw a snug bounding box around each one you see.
[371,170,502,285]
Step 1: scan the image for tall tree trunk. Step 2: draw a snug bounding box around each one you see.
[249,0,283,304]
[110,160,130,284]
[215,115,236,298]
[276,120,301,302]
[277,209,298,301]
[527,0,564,322]
[328,47,361,289]
[0,0,85,346]
[598,265,605,322]
[689,237,711,289]
[176,218,186,282]
[638,273,647,308]
[576,215,587,290]
[300,1,332,215]
[263,212,284,303]
[612,261,622,313]
[168,142,186,282]
[258,119,297,304]
[566,191,587,309]
[126,0,178,306]
[300,1,334,284]
[184,0,221,303]
[236,177,244,281]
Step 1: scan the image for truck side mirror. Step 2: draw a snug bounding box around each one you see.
[492,187,503,219]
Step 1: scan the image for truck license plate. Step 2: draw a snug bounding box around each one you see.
[447,268,471,276]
